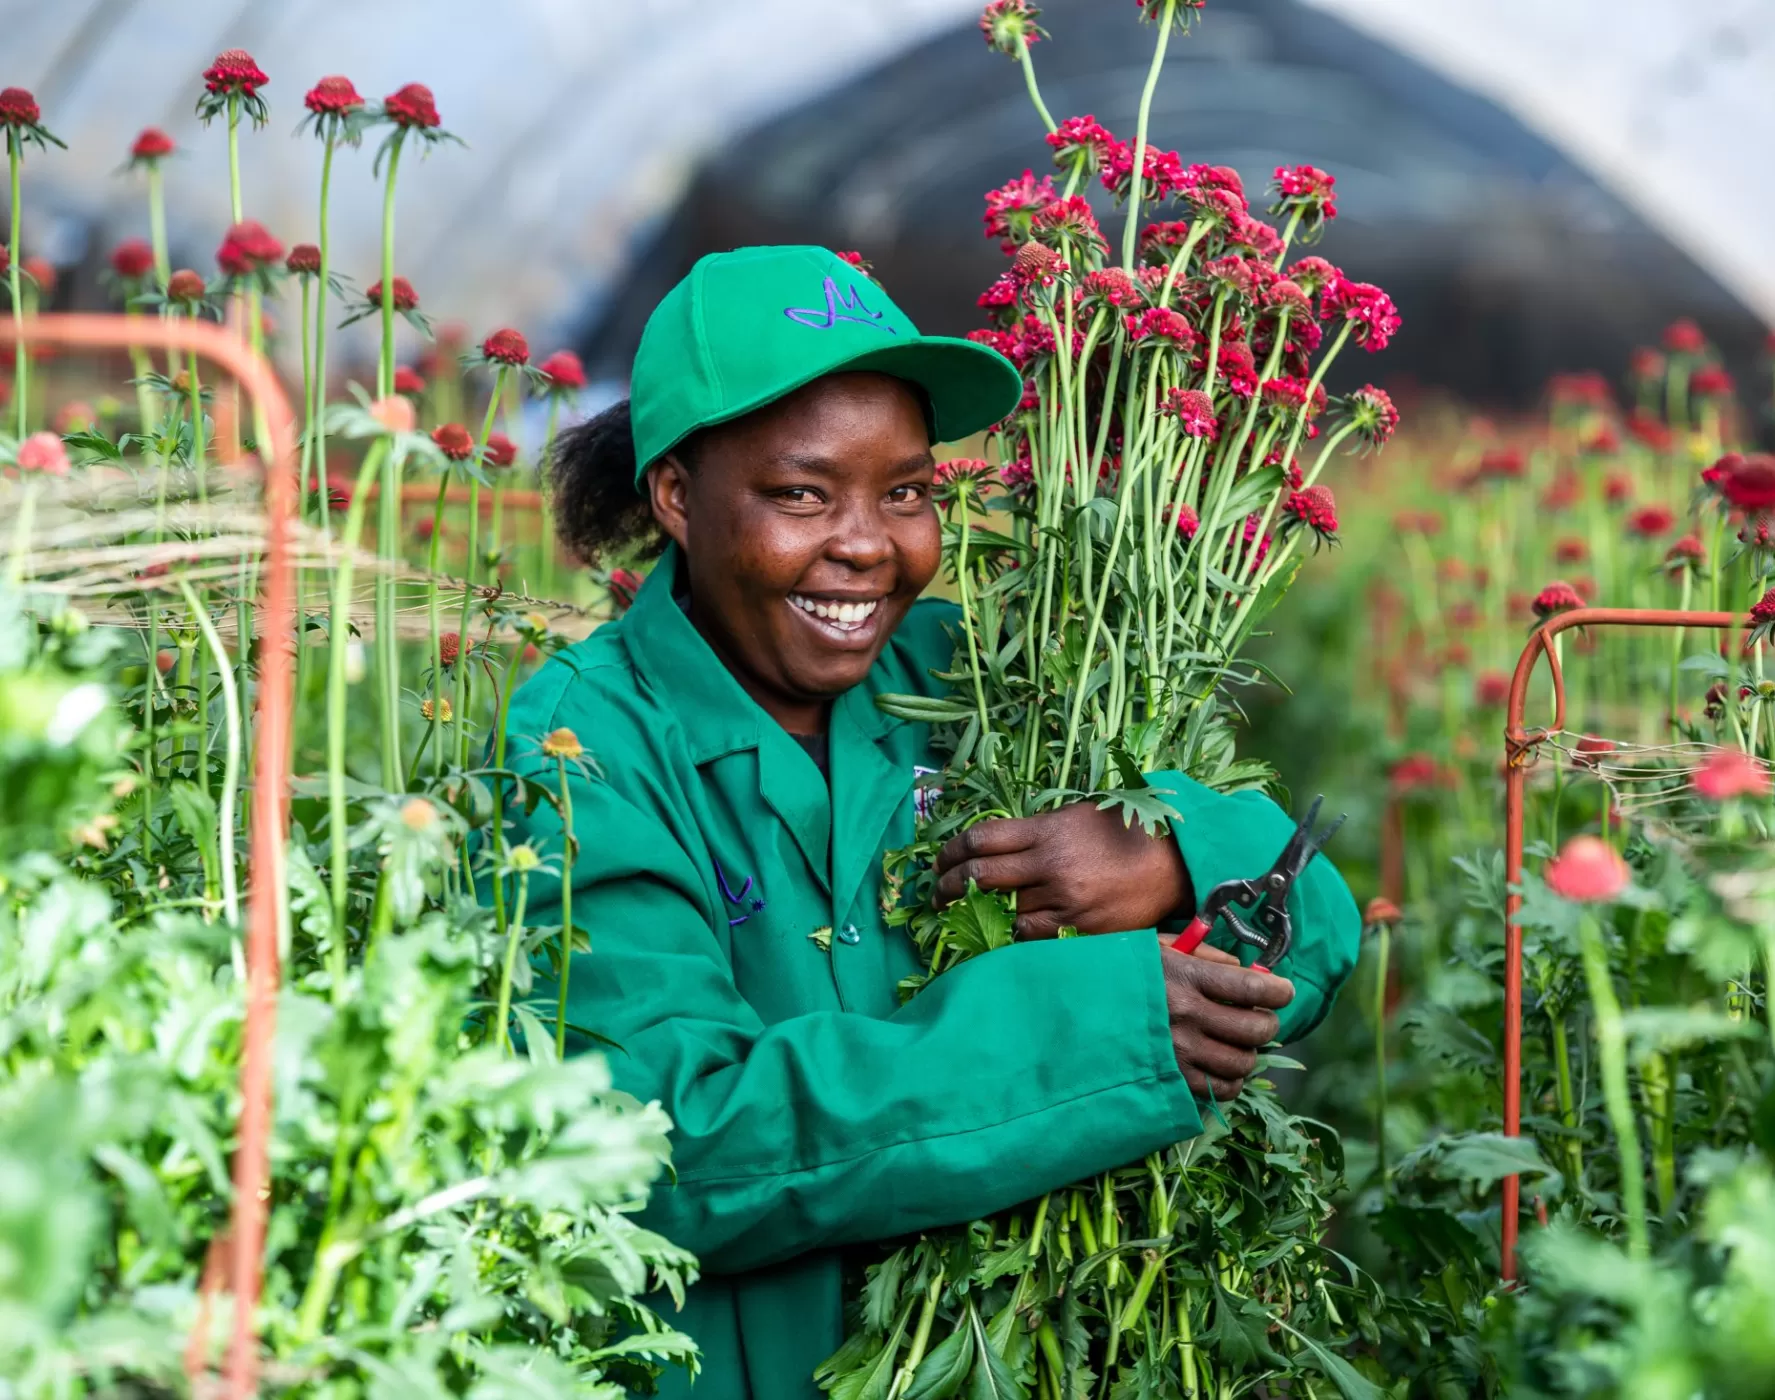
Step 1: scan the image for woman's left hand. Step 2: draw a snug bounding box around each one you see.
[933,802,1192,940]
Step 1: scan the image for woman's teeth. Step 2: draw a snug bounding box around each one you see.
[789,594,879,631]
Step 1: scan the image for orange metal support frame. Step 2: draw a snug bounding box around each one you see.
[1500,605,1739,1282]
[0,315,297,1397]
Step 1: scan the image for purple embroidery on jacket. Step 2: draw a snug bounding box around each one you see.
[716,859,765,927]
[783,277,897,333]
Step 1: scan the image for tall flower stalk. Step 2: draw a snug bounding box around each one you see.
[1,88,64,437]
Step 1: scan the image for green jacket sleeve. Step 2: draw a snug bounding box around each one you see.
[520,769,1202,1277]
[1146,769,1361,1044]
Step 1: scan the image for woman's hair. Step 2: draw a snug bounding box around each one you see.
[550,398,689,563]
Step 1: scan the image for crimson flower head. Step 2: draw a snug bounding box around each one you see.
[1625,504,1675,538]
[1364,897,1404,927]
[1476,671,1510,708]
[1320,276,1401,352]
[1136,0,1208,27]
[1261,375,1327,421]
[393,365,426,396]
[1172,503,1200,540]
[1269,163,1337,240]
[285,243,321,277]
[1124,306,1197,349]
[198,50,269,126]
[1478,446,1526,481]
[1282,484,1338,546]
[109,238,154,283]
[21,255,54,296]
[1345,384,1400,447]
[1046,115,1115,173]
[1390,753,1449,798]
[370,276,418,311]
[979,0,1047,56]
[1661,318,1706,355]
[15,431,70,477]
[1555,537,1587,564]
[1692,749,1770,802]
[538,349,587,394]
[1749,587,1775,644]
[0,87,62,153]
[383,82,440,129]
[341,276,430,333]
[305,75,364,117]
[1603,471,1633,505]
[1629,347,1664,382]
[1285,256,1339,295]
[484,432,518,469]
[1161,387,1218,439]
[1533,580,1585,619]
[215,220,284,282]
[438,631,461,667]
[431,423,475,461]
[480,327,530,367]
[1012,240,1067,289]
[1718,453,1775,512]
[166,268,207,304]
[983,169,1057,252]
[1544,835,1629,903]
[1664,533,1706,573]
[129,127,175,166]
[1690,365,1734,399]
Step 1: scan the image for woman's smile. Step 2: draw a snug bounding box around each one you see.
[786,591,885,646]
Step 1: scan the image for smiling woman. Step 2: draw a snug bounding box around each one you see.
[501,243,1349,1400]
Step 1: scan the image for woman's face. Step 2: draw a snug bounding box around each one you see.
[647,371,940,734]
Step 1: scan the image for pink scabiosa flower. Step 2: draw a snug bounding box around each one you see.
[1476,671,1510,708]
[1625,504,1675,538]
[1662,318,1706,355]
[1555,537,1588,565]
[1718,453,1775,512]
[1692,749,1770,801]
[1172,503,1200,540]
[1226,213,1285,262]
[393,365,426,396]
[1138,219,1196,264]
[1260,375,1327,422]
[0,87,62,153]
[979,0,1047,55]
[1161,387,1218,439]
[300,75,369,145]
[431,423,475,461]
[1749,586,1775,645]
[484,431,518,469]
[128,127,175,167]
[15,430,70,476]
[1078,267,1143,310]
[198,50,270,126]
[214,220,284,289]
[284,243,321,277]
[983,169,1057,253]
[1345,384,1400,447]
[1282,484,1338,547]
[1690,365,1733,399]
[1012,240,1067,291]
[482,327,530,365]
[368,395,416,435]
[1544,836,1629,902]
[1663,533,1706,575]
[1124,306,1198,350]
[109,238,154,284]
[1269,163,1337,241]
[1206,340,1260,398]
[340,276,431,334]
[1030,195,1106,255]
[1285,256,1339,296]
[538,349,587,394]
[1045,114,1114,173]
[1136,0,1208,30]
[1533,580,1585,619]
[383,82,440,130]
[1629,346,1665,383]
[1099,138,1186,204]
[1320,276,1401,352]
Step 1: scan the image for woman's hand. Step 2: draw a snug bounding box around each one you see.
[1164,943,1294,1097]
[933,802,1192,940]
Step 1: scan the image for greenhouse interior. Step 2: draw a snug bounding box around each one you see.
[4,0,1775,1396]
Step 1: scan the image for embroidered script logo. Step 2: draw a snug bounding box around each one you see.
[715,859,766,928]
[783,276,898,334]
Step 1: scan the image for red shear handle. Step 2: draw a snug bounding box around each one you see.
[1168,917,1273,972]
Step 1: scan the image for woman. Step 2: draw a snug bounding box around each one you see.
[504,245,1359,1399]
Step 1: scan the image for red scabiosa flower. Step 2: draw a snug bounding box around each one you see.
[1282,484,1338,546]
[1261,375,1327,421]
[1479,446,1527,480]
[1629,347,1664,382]
[129,127,175,167]
[166,268,207,305]
[484,432,518,469]
[1555,537,1587,564]
[1320,276,1401,352]
[1533,580,1585,619]
[383,82,440,129]
[1690,365,1734,398]
[1346,384,1400,447]
[1285,255,1339,296]
[1544,835,1629,902]
[983,169,1057,252]
[1210,340,1260,398]
[438,631,461,667]
[1692,749,1771,801]
[0,88,63,153]
[369,276,418,311]
[1269,163,1337,241]
[1100,139,1186,204]
[341,276,430,333]
[1172,503,1200,540]
[1476,671,1510,708]
[479,327,530,367]
[1390,753,1450,797]
[1580,421,1621,456]
[431,423,475,460]
[15,430,70,476]
[1626,504,1675,538]
[1718,453,1775,512]
[1572,734,1617,768]
[538,349,587,394]
[198,50,269,126]
[1046,114,1114,173]
[1079,268,1143,310]
[1227,214,1285,261]
[215,220,283,281]
[109,238,154,283]
[1124,306,1198,349]
[305,75,364,117]
[393,365,426,396]
[979,0,1047,55]
[1662,318,1706,355]
[1627,408,1674,453]
[835,250,876,280]
[1161,387,1218,439]
[1749,587,1775,644]
[1012,240,1067,290]
[1030,195,1106,255]
[1664,533,1706,574]
[285,243,321,277]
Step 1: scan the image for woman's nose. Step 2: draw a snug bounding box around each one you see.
[826,500,894,570]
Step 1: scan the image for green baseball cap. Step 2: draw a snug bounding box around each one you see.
[628,244,1023,480]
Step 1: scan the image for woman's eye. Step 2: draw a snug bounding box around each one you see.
[777,486,823,505]
[888,484,929,505]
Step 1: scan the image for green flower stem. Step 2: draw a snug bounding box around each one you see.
[178,578,242,927]
[6,479,38,588]
[426,474,450,778]
[1577,909,1649,1259]
[327,441,390,934]
[1120,0,1177,271]
[453,371,509,768]
[540,397,561,597]
[889,1273,944,1400]
[1373,919,1391,1181]
[313,134,339,529]
[376,443,402,794]
[486,638,528,945]
[377,135,405,399]
[1550,1007,1583,1186]
[954,486,992,744]
[1014,41,1057,135]
[554,754,577,1058]
[1669,565,1692,726]
[10,133,27,437]
[492,869,530,1055]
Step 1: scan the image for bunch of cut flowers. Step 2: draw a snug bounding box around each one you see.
[818,2,1400,1396]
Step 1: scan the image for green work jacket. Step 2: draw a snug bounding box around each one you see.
[500,546,1359,1400]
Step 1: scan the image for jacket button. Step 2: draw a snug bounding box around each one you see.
[837,924,861,945]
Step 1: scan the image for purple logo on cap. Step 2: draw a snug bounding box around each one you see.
[784,276,897,333]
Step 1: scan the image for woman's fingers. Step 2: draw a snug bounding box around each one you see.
[933,846,1051,906]
[1178,1032,1259,1084]
[1179,957,1296,1011]
[934,816,1042,879]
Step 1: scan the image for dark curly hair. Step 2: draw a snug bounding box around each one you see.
[549,399,697,564]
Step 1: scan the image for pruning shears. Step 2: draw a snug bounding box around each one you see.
[1168,795,1346,971]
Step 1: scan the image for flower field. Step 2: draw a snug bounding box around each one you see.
[3,3,1775,1398]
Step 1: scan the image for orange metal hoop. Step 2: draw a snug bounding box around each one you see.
[1500,605,1740,1283]
[0,314,297,1397]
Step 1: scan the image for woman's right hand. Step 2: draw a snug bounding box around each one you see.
[1163,942,1296,1099]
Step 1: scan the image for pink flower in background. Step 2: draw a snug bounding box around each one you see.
[1320,276,1401,352]
[367,277,419,311]
[1692,749,1770,801]
[979,0,1045,55]
[1719,454,1775,512]
[1124,307,1197,347]
[383,82,440,129]
[1690,365,1734,398]
[1626,504,1675,537]
[16,431,70,476]
[1532,580,1584,618]
[1662,318,1706,354]
[1628,347,1664,382]
[369,397,415,435]
[982,169,1056,251]
[1161,388,1218,439]
[481,328,530,366]
[0,88,42,127]
[484,432,518,469]
[431,423,475,460]
[305,75,364,116]
[1476,672,1510,708]
[110,239,154,281]
[1046,115,1114,169]
[539,350,587,392]
[1348,385,1400,446]
[215,220,283,276]
[1172,503,1200,540]
[284,243,321,276]
[1555,537,1588,564]
[1285,256,1339,294]
[608,568,644,612]
[393,366,426,396]
[1544,836,1629,902]
[203,50,268,99]
[1283,484,1339,540]
[130,127,175,163]
[166,269,206,303]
